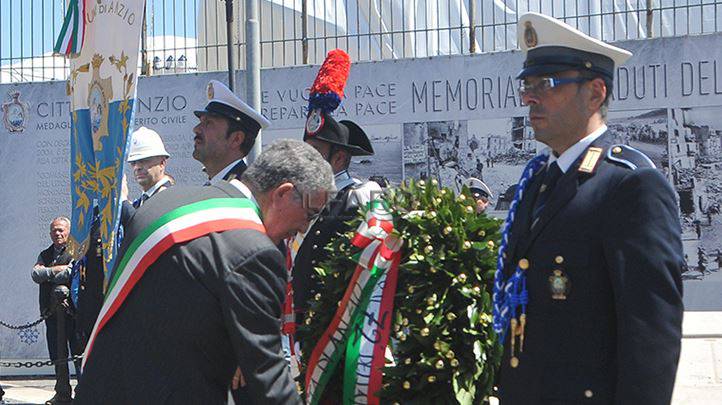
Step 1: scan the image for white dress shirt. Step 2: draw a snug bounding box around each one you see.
[209,158,245,184]
[547,124,607,173]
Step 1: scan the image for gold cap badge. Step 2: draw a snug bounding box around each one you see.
[207,82,214,99]
[524,21,538,48]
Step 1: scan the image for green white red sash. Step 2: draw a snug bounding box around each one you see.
[305,201,402,404]
[54,0,86,55]
[82,198,265,369]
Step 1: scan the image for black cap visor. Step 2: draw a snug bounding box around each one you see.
[517,46,615,81]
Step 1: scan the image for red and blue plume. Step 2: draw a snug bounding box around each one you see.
[308,49,351,113]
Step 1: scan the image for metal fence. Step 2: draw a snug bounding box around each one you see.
[1,0,721,84]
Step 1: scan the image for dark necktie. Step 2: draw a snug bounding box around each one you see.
[532,161,563,221]
[133,193,149,208]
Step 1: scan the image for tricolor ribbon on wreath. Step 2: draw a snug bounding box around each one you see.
[305,199,403,405]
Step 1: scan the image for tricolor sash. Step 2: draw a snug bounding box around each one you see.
[82,198,265,369]
[305,200,402,405]
[54,0,87,56]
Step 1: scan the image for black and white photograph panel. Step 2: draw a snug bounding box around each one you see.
[349,123,403,186]
[664,107,722,310]
[402,118,543,209]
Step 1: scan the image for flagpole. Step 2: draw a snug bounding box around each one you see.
[224,0,236,92]
[245,0,262,164]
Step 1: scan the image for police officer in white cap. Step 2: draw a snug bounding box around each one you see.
[126,127,173,208]
[494,12,683,404]
[464,177,493,213]
[192,80,270,183]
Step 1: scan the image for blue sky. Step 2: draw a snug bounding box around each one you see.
[0,0,199,64]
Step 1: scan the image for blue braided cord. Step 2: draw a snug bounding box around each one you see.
[521,276,528,314]
[493,154,548,342]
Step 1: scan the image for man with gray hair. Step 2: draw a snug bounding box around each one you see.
[76,139,333,405]
[31,216,81,405]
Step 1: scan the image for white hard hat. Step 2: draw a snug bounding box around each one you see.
[127,127,170,162]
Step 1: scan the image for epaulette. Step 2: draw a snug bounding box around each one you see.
[346,180,383,210]
[605,144,656,170]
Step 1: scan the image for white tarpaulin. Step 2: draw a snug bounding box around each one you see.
[197,0,709,69]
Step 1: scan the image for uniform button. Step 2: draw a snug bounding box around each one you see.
[315,230,321,236]
[311,260,316,265]
[313,244,318,250]
[584,389,593,398]
[518,258,529,270]
[612,146,622,154]
[555,255,564,264]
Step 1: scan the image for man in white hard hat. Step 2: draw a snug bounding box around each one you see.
[193,80,270,183]
[493,12,683,404]
[124,126,173,209]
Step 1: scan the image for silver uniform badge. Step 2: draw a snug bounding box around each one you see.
[306,108,324,135]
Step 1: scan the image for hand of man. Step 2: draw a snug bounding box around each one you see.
[121,174,129,201]
[231,367,246,390]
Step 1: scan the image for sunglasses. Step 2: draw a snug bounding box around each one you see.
[517,76,591,97]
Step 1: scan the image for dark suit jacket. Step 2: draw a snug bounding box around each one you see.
[120,178,173,227]
[497,131,683,405]
[75,182,301,405]
[291,183,365,315]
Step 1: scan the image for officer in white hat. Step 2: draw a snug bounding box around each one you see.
[192,80,271,402]
[494,12,683,405]
[464,177,493,213]
[192,80,271,183]
[126,127,173,208]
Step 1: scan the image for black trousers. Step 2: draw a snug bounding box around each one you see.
[231,386,254,404]
[45,313,83,397]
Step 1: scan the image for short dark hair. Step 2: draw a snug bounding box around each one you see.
[578,71,612,120]
[225,117,257,155]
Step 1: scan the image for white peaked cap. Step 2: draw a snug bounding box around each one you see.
[465,177,493,199]
[516,12,632,80]
[194,80,270,135]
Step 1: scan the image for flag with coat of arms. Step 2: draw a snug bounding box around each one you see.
[60,0,145,284]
